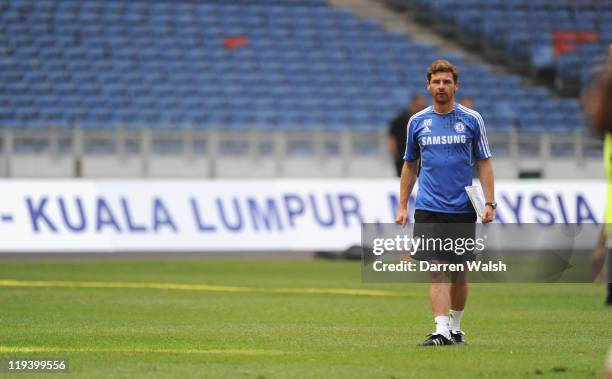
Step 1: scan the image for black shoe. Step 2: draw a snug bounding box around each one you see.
[417,333,455,347]
[451,330,467,345]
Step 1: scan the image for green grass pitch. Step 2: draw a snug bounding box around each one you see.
[0,259,610,378]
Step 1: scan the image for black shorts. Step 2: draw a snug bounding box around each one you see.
[412,210,477,263]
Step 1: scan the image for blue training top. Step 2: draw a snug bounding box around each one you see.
[403,103,492,213]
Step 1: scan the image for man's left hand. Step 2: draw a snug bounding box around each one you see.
[482,206,494,224]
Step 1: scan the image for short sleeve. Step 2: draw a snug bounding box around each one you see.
[472,112,492,160]
[403,118,420,161]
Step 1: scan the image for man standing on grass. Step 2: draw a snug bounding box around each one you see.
[395,60,496,346]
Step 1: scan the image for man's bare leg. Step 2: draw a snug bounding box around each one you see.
[449,268,468,342]
[430,274,450,316]
[450,269,468,311]
[428,260,451,338]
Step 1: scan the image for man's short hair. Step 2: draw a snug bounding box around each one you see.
[427,59,459,83]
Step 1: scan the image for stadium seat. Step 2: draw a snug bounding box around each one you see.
[406,0,610,93]
[0,0,587,132]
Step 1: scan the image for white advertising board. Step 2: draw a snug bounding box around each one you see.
[0,180,605,252]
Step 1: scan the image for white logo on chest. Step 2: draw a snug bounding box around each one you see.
[421,135,467,146]
[454,122,465,133]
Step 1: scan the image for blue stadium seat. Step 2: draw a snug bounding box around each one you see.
[411,0,610,91]
[0,0,588,132]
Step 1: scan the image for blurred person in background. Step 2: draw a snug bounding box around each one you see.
[388,95,427,177]
[584,47,612,305]
[459,96,474,109]
[604,347,612,379]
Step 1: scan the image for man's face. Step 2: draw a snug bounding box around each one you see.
[427,72,458,105]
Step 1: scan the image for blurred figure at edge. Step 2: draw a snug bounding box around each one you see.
[388,95,427,177]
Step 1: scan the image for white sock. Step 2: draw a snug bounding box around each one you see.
[449,309,464,332]
[434,316,450,338]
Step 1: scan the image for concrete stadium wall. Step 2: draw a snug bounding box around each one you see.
[148,157,212,178]
[8,155,75,178]
[1,154,604,180]
[0,129,605,180]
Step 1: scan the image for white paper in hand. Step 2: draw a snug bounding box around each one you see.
[465,185,486,219]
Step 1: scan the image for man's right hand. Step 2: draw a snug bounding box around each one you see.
[395,208,408,225]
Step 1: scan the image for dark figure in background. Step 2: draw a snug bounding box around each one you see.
[584,47,612,306]
[388,95,427,177]
[459,96,474,109]
[585,54,612,379]
[579,46,612,379]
